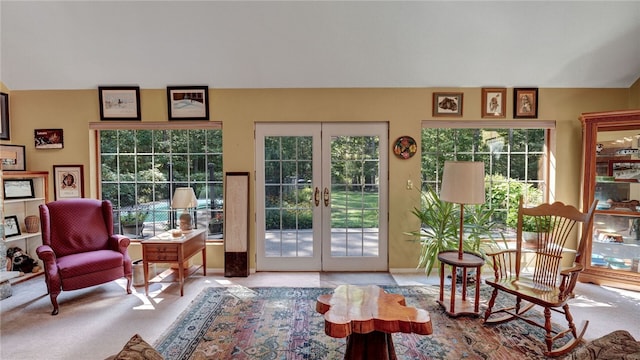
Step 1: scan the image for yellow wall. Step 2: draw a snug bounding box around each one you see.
[2,86,638,270]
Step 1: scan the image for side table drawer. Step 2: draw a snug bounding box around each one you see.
[144,245,178,261]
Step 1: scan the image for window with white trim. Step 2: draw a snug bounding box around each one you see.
[421,120,555,229]
[91,122,222,239]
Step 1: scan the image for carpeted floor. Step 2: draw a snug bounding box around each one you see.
[155,285,571,360]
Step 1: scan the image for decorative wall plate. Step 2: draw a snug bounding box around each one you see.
[393,136,417,159]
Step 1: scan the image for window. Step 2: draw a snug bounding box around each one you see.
[91,122,222,240]
[421,120,555,230]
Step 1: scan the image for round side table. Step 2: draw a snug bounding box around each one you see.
[437,250,485,317]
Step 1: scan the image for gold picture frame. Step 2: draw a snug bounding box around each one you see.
[481,88,506,118]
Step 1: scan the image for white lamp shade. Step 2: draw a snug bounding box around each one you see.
[440,161,485,205]
[171,187,198,209]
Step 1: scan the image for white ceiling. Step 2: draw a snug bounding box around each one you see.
[1,1,639,91]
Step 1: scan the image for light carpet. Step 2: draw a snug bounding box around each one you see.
[154,285,575,360]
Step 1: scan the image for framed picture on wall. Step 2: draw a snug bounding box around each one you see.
[98,86,141,120]
[0,92,9,140]
[0,144,26,171]
[432,92,463,117]
[34,129,64,149]
[53,165,84,200]
[481,88,506,118]
[513,88,538,118]
[167,86,209,120]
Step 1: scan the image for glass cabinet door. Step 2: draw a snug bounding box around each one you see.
[592,130,640,272]
[581,110,640,291]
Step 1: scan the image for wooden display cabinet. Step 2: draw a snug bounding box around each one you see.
[580,110,640,291]
[1,171,49,283]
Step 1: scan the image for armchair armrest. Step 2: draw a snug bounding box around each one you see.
[36,245,61,292]
[109,235,131,255]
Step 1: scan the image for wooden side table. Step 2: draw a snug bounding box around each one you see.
[437,250,484,317]
[316,284,432,360]
[142,228,206,296]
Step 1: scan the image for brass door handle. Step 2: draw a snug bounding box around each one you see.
[324,187,330,207]
[314,187,320,207]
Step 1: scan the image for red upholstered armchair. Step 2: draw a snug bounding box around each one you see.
[37,199,132,315]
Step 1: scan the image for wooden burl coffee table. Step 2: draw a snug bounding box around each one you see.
[316,284,432,360]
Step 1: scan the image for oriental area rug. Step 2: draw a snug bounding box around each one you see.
[154,285,573,360]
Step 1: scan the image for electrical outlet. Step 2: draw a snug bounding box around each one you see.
[406,180,413,190]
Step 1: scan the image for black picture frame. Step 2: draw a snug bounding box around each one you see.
[4,215,21,237]
[0,144,26,171]
[513,88,539,119]
[3,179,35,200]
[98,86,141,120]
[167,86,210,120]
[0,92,9,140]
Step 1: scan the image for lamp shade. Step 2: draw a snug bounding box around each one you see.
[440,161,485,205]
[171,187,198,209]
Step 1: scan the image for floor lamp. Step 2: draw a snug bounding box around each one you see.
[439,161,485,260]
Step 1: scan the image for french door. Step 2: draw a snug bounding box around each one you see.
[255,123,388,271]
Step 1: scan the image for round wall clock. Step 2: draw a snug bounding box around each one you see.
[393,136,417,159]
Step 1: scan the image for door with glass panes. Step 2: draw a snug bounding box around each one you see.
[255,123,388,271]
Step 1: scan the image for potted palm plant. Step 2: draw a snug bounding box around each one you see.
[406,187,503,276]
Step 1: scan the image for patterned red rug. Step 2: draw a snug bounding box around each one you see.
[154,285,574,360]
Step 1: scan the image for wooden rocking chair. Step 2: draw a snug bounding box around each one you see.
[483,197,597,357]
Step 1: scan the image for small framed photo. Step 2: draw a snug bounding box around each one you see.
[3,179,35,200]
[35,129,64,149]
[481,88,506,118]
[0,144,26,171]
[53,165,84,200]
[432,92,463,117]
[1,92,9,140]
[4,216,21,237]
[98,86,141,120]
[167,86,209,120]
[513,88,538,118]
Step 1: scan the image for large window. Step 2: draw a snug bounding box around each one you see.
[92,123,222,239]
[421,120,555,230]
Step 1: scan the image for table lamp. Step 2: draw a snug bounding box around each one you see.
[171,187,198,232]
[439,161,485,260]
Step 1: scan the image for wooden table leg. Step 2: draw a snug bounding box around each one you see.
[461,267,468,301]
[450,265,457,314]
[474,265,481,314]
[344,331,396,360]
[439,262,445,303]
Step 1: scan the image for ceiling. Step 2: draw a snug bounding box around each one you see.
[1,1,639,91]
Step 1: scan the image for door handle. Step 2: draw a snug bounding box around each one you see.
[314,187,320,207]
[324,187,330,207]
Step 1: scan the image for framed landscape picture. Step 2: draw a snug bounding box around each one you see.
[99,86,141,120]
[3,179,34,200]
[513,88,538,118]
[0,144,26,171]
[481,88,506,118]
[167,86,209,120]
[432,92,463,117]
